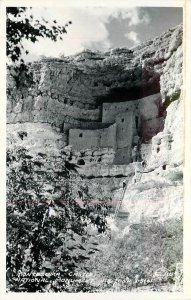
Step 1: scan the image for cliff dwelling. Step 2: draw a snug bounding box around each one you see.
[7,23,183,203]
[5,3,184,293]
[67,93,163,165]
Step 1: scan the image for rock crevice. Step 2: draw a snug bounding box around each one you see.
[7,24,183,221]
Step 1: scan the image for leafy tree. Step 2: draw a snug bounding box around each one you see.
[6,8,111,292]
[7,7,71,63]
[6,146,110,292]
[6,7,72,89]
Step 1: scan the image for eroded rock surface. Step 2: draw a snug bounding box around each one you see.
[7,24,183,222]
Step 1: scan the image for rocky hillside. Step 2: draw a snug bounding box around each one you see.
[7,24,183,222]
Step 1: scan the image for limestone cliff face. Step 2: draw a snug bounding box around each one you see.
[7,24,183,221]
[7,24,182,125]
[120,25,183,222]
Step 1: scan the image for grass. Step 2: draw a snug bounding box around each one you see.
[86,217,183,292]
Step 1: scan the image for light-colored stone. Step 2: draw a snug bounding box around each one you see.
[6,24,183,222]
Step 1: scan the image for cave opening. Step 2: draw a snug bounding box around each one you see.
[96,69,160,105]
[77,159,85,165]
[135,116,139,129]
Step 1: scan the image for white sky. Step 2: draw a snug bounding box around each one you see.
[21,7,182,61]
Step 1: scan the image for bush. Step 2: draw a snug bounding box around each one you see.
[86,218,183,291]
[6,146,110,292]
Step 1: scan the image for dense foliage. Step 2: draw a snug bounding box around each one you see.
[6,147,110,292]
[86,218,183,292]
[6,7,183,293]
[6,7,111,292]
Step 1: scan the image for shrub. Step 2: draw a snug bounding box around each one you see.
[6,146,110,292]
[86,218,183,291]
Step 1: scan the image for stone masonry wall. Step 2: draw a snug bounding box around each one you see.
[6,24,183,221]
[7,24,183,171]
[69,124,116,150]
[7,25,182,128]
